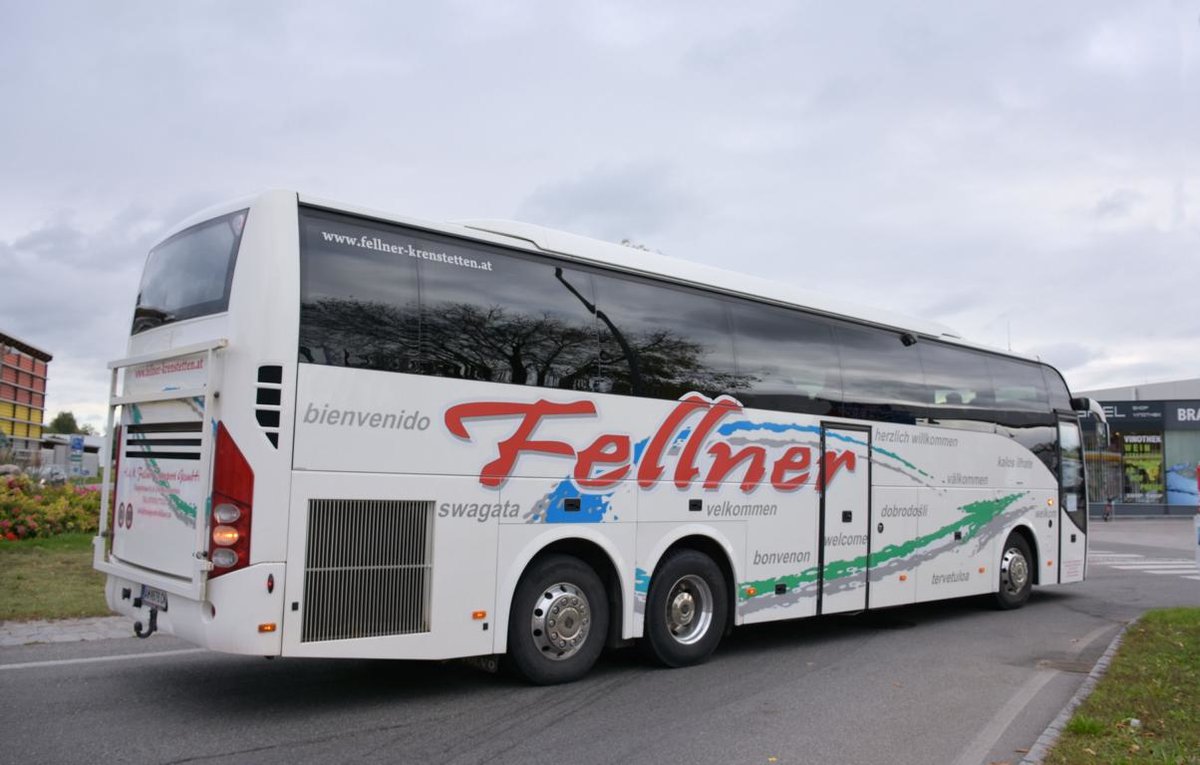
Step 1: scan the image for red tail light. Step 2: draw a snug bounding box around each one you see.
[208,423,253,578]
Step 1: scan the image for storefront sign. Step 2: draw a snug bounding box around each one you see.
[1165,401,1200,431]
[1102,401,1164,428]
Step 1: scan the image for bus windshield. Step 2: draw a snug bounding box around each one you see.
[132,209,247,334]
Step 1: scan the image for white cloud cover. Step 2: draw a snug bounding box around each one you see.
[1,1,1197,431]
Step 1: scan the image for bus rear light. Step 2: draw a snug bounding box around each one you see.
[208,423,253,579]
[213,503,241,523]
[212,548,239,568]
[212,526,240,546]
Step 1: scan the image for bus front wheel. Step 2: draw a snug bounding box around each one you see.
[506,554,609,685]
[995,533,1033,610]
[643,550,728,668]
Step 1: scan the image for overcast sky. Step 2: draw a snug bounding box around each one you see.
[2,2,1197,431]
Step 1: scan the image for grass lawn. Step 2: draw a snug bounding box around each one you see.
[1045,608,1200,764]
[0,533,111,621]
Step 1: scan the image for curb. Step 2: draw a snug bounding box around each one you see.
[1019,623,1130,765]
[0,615,129,647]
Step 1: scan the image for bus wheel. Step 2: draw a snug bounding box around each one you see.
[995,534,1033,610]
[643,550,728,668]
[507,554,608,685]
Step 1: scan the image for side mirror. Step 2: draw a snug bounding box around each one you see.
[1070,396,1092,412]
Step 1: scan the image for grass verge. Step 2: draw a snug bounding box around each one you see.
[0,533,111,621]
[1045,608,1200,764]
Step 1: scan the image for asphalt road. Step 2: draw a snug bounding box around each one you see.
[3,518,1197,765]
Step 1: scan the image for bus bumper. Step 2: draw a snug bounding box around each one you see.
[104,563,286,656]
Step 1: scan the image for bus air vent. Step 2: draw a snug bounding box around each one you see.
[124,421,203,461]
[255,365,283,448]
[300,499,434,643]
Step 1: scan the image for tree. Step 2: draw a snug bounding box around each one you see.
[46,411,80,434]
[45,411,95,435]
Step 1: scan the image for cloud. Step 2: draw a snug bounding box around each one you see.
[1092,189,1144,220]
[0,207,177,429]
[516,163,700,244]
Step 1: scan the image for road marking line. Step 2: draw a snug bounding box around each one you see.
[1109,564,1198,570]
[949,669,1058,765]
[0,648,204,672]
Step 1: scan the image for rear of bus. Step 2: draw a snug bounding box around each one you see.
[95,191,299,654]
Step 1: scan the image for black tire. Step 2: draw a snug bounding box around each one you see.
[643,550,728,668]
[994,533,1034,610]
[506,554,609,685]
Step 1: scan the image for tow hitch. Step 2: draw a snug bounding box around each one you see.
[134,609,158,639]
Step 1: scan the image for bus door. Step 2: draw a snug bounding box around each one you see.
[819,425,872,614]
[1058,418,1087,583]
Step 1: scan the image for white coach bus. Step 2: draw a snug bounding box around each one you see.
[96,190,1097,684]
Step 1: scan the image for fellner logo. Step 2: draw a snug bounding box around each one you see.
[444,392,858,493]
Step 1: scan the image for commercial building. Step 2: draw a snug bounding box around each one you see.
[1078,378,1200,515]
[0,331,52,465]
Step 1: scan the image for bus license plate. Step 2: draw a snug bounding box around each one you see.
[140,585,168,612]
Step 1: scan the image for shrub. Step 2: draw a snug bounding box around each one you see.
[0,475,100,540]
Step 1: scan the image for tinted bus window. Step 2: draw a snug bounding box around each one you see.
[730,302,839,415]
[299,209,421,372]
[833,324,926,422]
[591,273,742,400]
[986,357,1049,412]
[919,342,993,411]
[133,210,246,334]
[418,244,600,390]
[1042,365,1073,412]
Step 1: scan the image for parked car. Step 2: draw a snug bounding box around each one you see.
[30,464,68,485]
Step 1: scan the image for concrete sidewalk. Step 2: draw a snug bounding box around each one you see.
[0,616,130,647]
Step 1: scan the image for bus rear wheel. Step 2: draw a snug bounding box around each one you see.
[643,550,728,668]
[506,554,609,685]
[995,533,1033,610]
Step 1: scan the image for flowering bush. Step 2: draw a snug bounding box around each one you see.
[0,475,100,540]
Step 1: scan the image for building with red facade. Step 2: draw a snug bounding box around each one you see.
[0,331,52,464]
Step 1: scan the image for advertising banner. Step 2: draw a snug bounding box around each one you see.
[1121,432,1163,504]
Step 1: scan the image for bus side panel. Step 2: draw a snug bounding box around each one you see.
[1060,512,1086,583]
[280,471,498,660]
[868,485,921,609]
[913,489,1000,603]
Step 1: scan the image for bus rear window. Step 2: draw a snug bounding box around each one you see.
[132,210,247,334]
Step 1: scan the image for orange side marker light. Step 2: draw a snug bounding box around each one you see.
[258,623,277,633]
[472,611,487,621]
[898,574,908,582]
[746,586,758,597]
